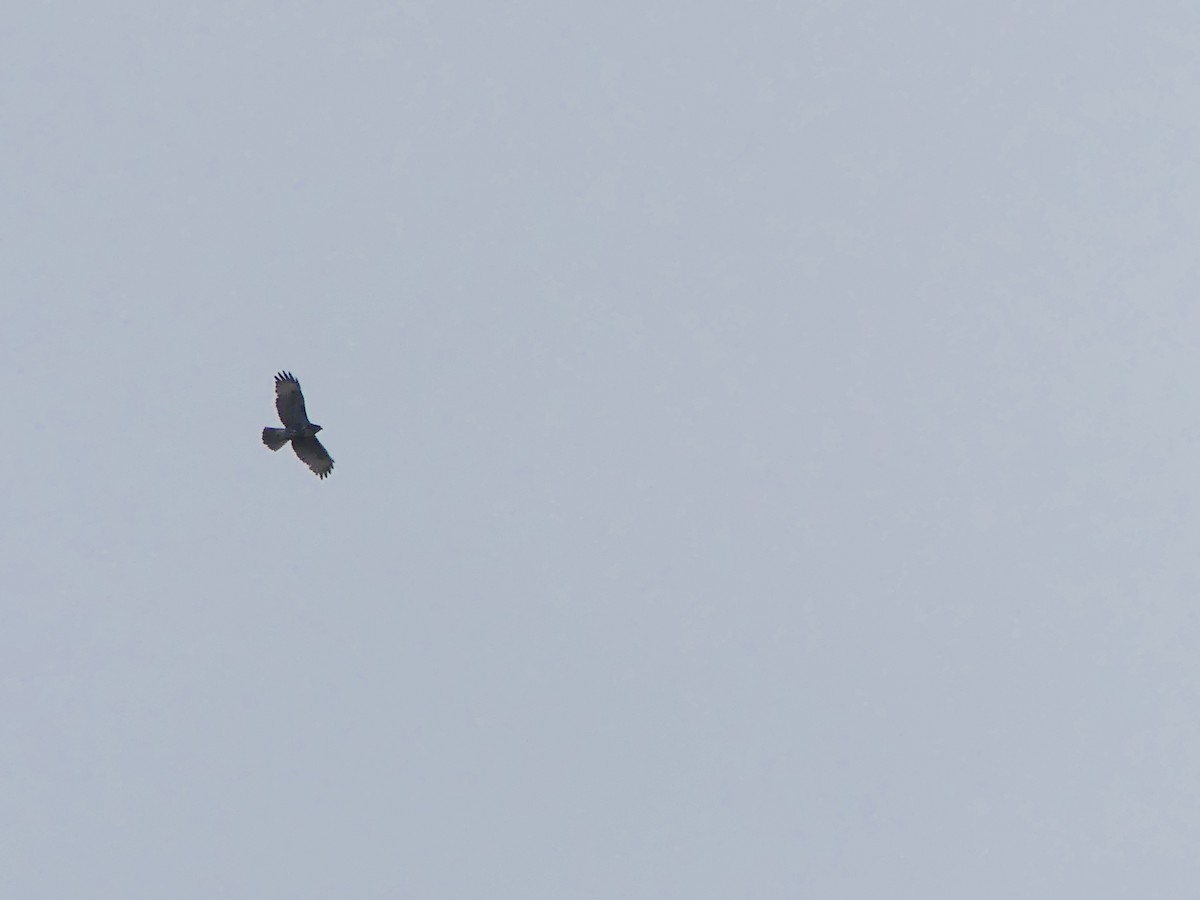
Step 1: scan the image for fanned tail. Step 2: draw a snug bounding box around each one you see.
[262,427,289,451]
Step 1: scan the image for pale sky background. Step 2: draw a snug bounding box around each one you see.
[4,2,1200,897]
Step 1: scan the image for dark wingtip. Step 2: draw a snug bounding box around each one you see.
[276,370,298,384]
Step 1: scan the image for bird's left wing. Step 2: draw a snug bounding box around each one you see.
[292,436,334,479]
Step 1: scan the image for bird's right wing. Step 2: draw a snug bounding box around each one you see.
[274,371,311,428]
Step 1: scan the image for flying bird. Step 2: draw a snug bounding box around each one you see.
[262,371,334,479]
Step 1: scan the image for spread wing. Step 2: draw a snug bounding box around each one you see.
[292,436,334,479]
[275,371,311,428]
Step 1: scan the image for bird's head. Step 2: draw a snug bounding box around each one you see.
[312,424,323,434]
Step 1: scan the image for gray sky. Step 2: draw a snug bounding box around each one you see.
[5,2,1200,896]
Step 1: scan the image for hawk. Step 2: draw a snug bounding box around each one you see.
[262,371,334,479]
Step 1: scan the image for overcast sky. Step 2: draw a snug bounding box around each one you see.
[5,2,1200,897]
